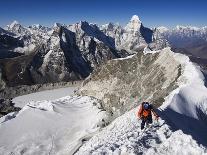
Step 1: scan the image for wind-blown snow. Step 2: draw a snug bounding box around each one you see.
[0,96,109,155]
[159,48,207,117]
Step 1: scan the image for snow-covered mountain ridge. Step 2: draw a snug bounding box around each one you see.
[155,25,207,47]
[1,15,207,89]
[0,20,127,88]
[76,47,207,154]
[0,48,207,154]
[1,15,207,155]
[79,47,181,116]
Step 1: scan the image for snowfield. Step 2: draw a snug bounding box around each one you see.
[12,87,77,108]
[0,96,109,155]
[0,48,207,155]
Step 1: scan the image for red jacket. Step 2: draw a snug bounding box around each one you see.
[137,104,158,118]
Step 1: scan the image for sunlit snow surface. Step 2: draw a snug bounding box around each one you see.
[12,87,77,108]
[0,96,108,155]
[76,108,207,155]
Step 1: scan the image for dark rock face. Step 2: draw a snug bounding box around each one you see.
[79,48,182,116]
[0,21,128,87]
[0,34,24,59]
[100,17,155,52]
[0,49,37,86]
[80,22,115,48]
[140,24,153,44]
[0,99,21,118]
[59,27,92,78]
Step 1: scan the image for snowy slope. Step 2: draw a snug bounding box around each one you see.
[0,96,109,155]
[75,48,207,154]
[76,108,206,155]
[159,51,207,146]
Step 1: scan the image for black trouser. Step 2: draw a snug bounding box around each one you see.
[141,115,152,129]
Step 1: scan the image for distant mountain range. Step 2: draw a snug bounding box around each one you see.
[0,15,207,89]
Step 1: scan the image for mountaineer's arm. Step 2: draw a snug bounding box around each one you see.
[137,105,143,118]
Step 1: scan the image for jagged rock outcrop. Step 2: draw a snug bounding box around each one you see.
[0,28,24,59]
[0,20,127,86]
[78,48,182,116]
[0,98,21,118]
[100,15,154,52]
[0,68,6,91]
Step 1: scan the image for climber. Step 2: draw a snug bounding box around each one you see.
[137,102,159,130]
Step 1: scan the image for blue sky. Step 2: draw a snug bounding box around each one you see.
[0,0,207,28]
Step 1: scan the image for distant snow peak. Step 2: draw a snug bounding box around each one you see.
[107,22,114,28]
[32,24,42,29]
[125,15,142,31]
[130,15,141,22]
[157,26,169,33]
[6,20,21,30]
[53,22,62,28]
[100,22,116,31]
[175,25,200,31]
[10,20,20,28]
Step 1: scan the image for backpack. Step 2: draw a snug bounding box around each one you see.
[142,102,151,117]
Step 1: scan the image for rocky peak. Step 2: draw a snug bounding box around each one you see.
[100,23,117,31]
[54,23,62,28]
[68,21,115,48]
[78,48,181,116]
[8,20,20,28]
[6,20,29,35]
[29,24,43,30]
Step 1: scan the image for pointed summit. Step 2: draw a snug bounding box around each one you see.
[125,15,142,32]
[53,23,62,28]
[130,15,141,22]
[9,20,20,28]
[6,20,30,35]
